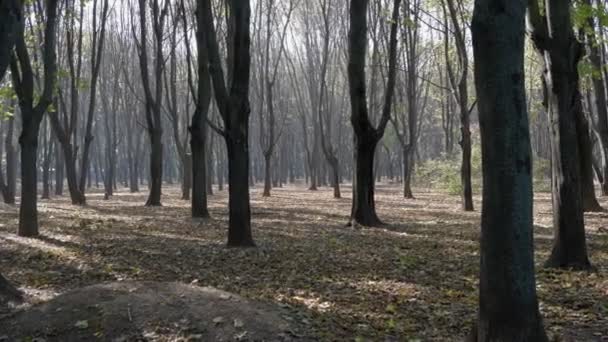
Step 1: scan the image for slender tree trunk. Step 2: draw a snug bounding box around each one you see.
[461,123,474,210]
[182,153,191,200]
[263,153,271,197]
[577,108,602,211]
[54,140,64,196]
[402,147,414,199]
[2,116,16,204]
[584,0,608,196]
[471,0,548,338]
[329,156,341,199]
[146,130,162,206]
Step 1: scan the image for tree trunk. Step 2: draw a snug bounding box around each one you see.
[19,121,41,237]
[191,127,209,218]
[461,125,474,211]
[146,130,162,206]
[577,108,602,212]
[62,144,85,205]
[528,0,592,270]
[2,116,16,204]
[226,135,254,247]
[402,147,414,199]
[471,0,548,338]
[584,0,608,196]
[263,153,271,197]
[54,142,64,196]
[182,153,192,200]
[329,156,341,199]
[351,138,382,226]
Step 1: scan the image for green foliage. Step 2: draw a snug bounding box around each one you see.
[414,146,482,195]
[415,146,551,194]
[0,85,17,119]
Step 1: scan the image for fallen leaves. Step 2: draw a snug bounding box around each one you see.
[0,185,606,340]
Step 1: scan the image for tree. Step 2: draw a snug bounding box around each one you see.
[49,0,109,205]
[528,0,592,269]
[0,0,22,305]
[442,0,474,211]
[471,0,548,339]
[0,0,20,81]
[182,0,211,218]
[134,0,170,206]
[391,0,430,199]
[201,0,255,246]
[348,0,401,227]
[10,0,60,237]
[582,0,608,197]
[254,0,295,197]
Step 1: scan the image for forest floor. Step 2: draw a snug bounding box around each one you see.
[0,183,607,341]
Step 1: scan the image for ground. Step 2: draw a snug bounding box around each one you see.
[0,183,607,341]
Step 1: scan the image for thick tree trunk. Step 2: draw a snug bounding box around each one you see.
[471,1,548,339]
[226,135,254,247]
[191,129,209,218]
[146,130,162,206]
[19,122,41,237]
[351,138,382,226]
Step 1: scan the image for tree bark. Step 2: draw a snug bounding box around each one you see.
[1,116,16,204]
[201,0,255,246]
[226,134,254,247]
[19,120,41,237]
[584,0,608,196]
[471,0,548,339]
[348,0,401,226]
[146,131,163,206]
[527,0,592,270]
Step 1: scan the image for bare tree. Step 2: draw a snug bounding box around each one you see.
[201,0,255,246]
[348,0,401,226]
[134,0,170,206]
[10,0,59,236]
[527,0,592,269]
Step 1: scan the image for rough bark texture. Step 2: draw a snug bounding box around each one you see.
[471,0,548,340]
[527,0,592,270]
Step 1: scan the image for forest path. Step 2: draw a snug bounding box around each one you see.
[1,184,607,340]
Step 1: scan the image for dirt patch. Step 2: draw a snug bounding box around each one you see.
[0,281,308,341]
